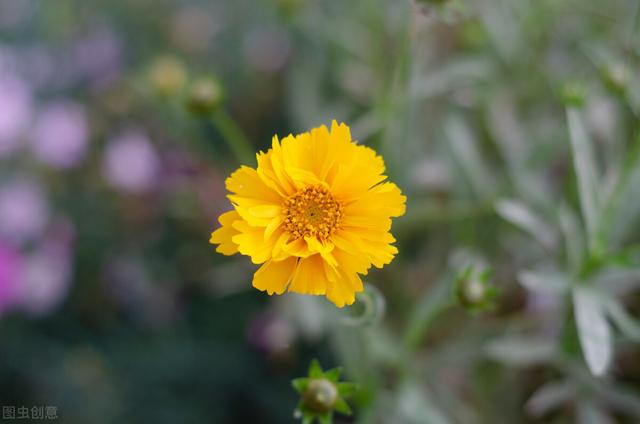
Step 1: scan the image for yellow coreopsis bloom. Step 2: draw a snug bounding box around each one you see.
[210,121,406,307]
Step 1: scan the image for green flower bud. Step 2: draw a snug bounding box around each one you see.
[560,81,586,108]
[148,55,187,96]
[302,379,338,413]
[186,77,224,116]
[292,359,356,423]
[601,63,628,97]
[454,265,498,314]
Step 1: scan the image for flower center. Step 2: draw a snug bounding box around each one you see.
[283,185,343,241]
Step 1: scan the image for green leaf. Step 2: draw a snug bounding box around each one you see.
[525,380,575,418]
[518,270,569,294]
[576,400,614,424]
[444,115,496,200]
[597,136,640,247]
[323,367,342,382]
[333,398,353,416]
[600,296,640,342]
[558,203,585,274]
[308,359,323,378]
[496,198,556,249]
[336,382,358,397]
[566,108,601,251]
[484,336,555,366]
[292,378,309,393]
[573,287,612,376]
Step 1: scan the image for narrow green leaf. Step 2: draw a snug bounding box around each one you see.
[333,398,353,416]
[558,203,585,274]
[526,380,575,418]
[601,296,640,342]
[597,136,640,247]
[576,401,614,424]
[573,287,612,376]
[518,270,569,294]
[308,359,323,378]
[444,115,496,200]
[566,108,601,250]
[485,336,556,366]
[496,199,556,249]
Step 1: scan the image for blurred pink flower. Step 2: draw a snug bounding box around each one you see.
[0,73,32,156]
[30,101,89,169]
[0,179,49,245]
[102,130,161,193]
[0,243,23,314]
[19,222,74,316]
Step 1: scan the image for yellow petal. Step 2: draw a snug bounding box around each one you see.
[288,254,327,295]
[252,257,298,295]
[209,210,241,255]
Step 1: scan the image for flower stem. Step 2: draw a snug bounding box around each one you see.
[210,110,255,165]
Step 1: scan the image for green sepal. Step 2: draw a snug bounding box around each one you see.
[336,382,358,397]
[292,378,310,393]
[323,367,342,382]
[308,359,323,378]
[333,398,353,415]
[318,412,333,424]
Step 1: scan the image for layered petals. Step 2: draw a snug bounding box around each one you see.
[209,121,406,307]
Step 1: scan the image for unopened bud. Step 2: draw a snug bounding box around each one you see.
[186,77,224,116]
[302,379,338,413]
[148,55,187,96]
[560,81,586,108]
[454,265,498,314]
[602,63,628,97]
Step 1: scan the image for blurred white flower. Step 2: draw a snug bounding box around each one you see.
[0,179,49,245]
[102,130,161,193]
[30,101,89,169]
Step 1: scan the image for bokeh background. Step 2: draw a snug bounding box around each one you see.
[1,0,640,423]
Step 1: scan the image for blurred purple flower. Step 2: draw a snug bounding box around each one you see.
[72,27,123,87]
[0,73,32,156]
[30,101,89,169]
[0,179,49,245]
[0,243,23,314]
[19,220,74,316]
[247,311,296,355]
[102,130,161,193]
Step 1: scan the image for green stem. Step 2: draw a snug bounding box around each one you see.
[211,110,255,165]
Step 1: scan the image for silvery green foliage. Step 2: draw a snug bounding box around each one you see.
[286,0,640,422]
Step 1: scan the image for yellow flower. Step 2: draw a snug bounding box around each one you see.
[210,121,406,307]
